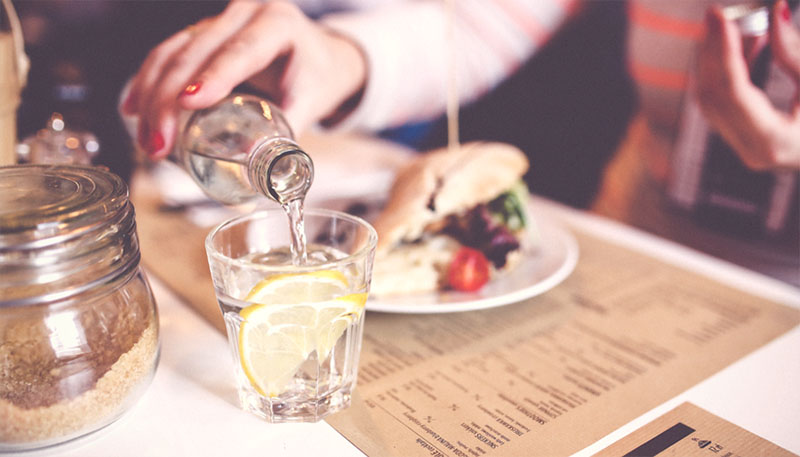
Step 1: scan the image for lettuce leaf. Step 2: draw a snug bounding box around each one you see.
[488,181,529,232]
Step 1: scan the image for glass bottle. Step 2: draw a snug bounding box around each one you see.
[177,93,314,205]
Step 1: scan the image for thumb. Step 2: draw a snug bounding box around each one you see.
[697,6,751,96]
[771,0,800,80]
[282,94,316,137]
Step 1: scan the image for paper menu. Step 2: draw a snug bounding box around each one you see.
[130,175,799,457]
[326,231,799,456]
[593,402,797,457]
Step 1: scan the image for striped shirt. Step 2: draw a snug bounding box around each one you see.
[312,0,798,284]
[598,0,799,286]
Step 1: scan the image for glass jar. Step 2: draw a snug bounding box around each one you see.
[0,165,159,451]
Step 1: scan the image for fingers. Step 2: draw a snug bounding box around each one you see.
[696,7,758,126]
[281,84,317,135]
[178,3,304,111]
[134,2,263,157]
[697,6,751,101]
[126,0,368,160]
[771,0,800,167]
[771,0,800,81]
[696,6,792,170]
[121,26,194,116]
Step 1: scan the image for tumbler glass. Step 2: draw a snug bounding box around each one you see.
[205,208,376,422]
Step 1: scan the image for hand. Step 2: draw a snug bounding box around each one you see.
[121,1,367,159]
[695,1,800,170]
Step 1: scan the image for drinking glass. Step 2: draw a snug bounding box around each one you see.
[205,208,377,423]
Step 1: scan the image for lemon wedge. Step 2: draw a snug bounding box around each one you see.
[245,270,349,304]
[238,271,367,397]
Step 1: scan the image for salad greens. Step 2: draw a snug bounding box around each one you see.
[488,181,529,232]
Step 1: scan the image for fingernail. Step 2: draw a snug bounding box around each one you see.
[782,0,792,22]
[148,131,165,156]
[182,81,202,96]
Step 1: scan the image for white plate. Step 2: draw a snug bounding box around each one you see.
[366,214,579,314]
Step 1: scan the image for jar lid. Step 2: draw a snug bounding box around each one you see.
[0,165,127,249]
[0,165,139,307]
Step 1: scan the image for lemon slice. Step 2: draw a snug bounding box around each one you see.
[314,293,367,359]
[245,270,349,305]
[238,272,367,397]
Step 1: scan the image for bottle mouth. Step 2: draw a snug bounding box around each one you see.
[267,148,314,203]
[248,138,314,204]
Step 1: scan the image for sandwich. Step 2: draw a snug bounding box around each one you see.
[370,141,536,297]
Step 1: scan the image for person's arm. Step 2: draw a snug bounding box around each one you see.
[122,0,579,158]
[695,0,800,170]
[122,1,368,158]
[321,0,580,132]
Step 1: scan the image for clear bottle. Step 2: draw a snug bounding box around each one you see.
[178,93,314,205]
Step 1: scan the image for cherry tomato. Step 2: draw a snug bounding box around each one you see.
[447,247,490,292]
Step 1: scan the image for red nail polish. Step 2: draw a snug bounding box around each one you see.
[183,81,202,96]
[148,131,165,155]
[782,0,792,22]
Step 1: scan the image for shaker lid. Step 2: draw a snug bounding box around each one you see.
[0,165,128,248]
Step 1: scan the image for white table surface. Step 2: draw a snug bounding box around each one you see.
[10,196,799,457]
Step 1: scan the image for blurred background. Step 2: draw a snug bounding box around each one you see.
[12,0,634,207]
[14,1,226,182]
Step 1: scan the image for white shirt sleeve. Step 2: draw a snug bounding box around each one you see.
[320,0,579,132]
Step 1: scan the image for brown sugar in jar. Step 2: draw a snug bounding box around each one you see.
[0,165,160,451]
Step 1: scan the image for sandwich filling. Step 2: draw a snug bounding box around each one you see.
[371,182,534,296]
[369,141,533,297]
[439,182,529,269]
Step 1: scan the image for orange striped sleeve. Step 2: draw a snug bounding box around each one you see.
[629,62,688,91]
[629,1,704,41]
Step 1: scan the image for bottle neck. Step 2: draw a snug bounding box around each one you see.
[248,137,314,204]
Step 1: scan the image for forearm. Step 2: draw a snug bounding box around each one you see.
[321,0,579,132]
